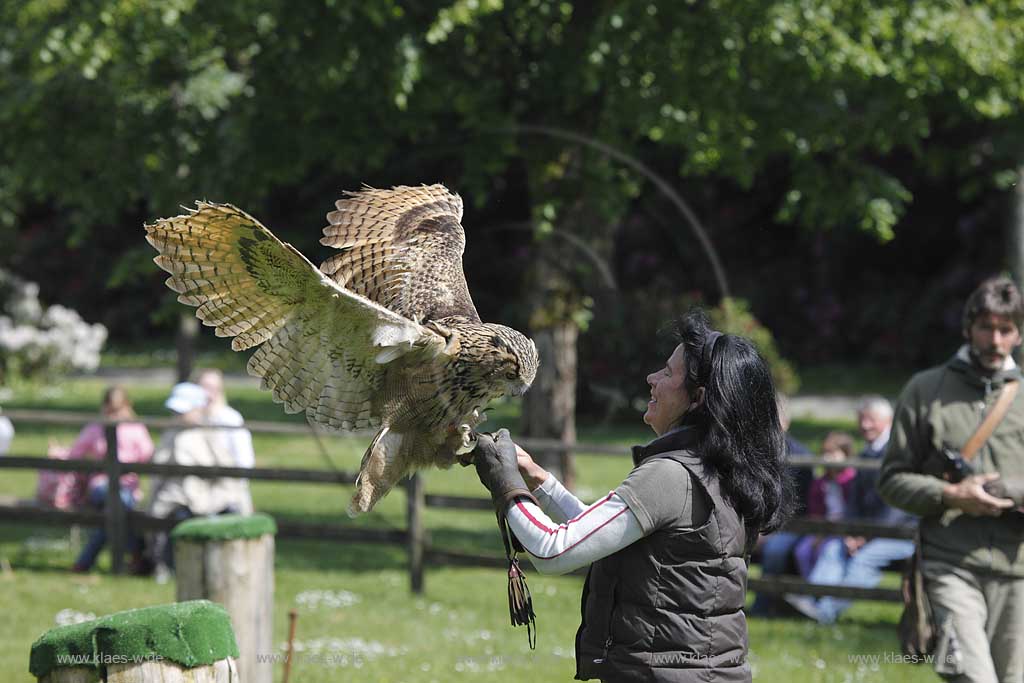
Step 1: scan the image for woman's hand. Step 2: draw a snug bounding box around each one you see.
[514,443,550,490]
[843,535,867,556]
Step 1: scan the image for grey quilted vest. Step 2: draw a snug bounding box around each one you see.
[575,429,751,682]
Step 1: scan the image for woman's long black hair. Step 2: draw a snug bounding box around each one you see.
[675,309,795,534]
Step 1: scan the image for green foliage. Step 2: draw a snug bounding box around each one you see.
[5,1,1023,248]
[577,291,798,419]
[4,0,1024,367]
[712,297,800,395]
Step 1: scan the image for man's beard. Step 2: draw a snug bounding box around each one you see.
[969,344,1005,371]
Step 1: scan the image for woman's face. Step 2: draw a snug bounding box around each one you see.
[822,446,846,477]
[822,447,846,464]
[102,390,131,419]
[644,344,694,436]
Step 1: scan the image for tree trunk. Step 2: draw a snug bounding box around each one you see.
[176,313,199,383]
[520,321,577,489]
[1013,166,1024,284]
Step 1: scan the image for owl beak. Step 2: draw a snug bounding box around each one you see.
[511,381,531,397]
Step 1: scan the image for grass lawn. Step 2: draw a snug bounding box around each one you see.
[0,376,935,682]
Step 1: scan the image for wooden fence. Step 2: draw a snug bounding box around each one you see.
[0,410,911,601]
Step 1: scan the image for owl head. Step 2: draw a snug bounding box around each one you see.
[481,323,539,397]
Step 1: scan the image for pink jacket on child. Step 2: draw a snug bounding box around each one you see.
[805,466,858,519]
[63,422,155,505]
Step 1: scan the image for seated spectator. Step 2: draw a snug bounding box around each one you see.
[0,408,12,455]
[198,369,255,515]
[787,396,916,623]
[147,382,252,581]
[52,386,154,572]
[750,393,814,617]
[792,432,856,578]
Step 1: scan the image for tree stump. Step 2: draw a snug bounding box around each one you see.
[30,600,239,682]
[172,514,276,683]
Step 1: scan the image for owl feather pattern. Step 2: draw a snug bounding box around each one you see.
[145,185,538,513]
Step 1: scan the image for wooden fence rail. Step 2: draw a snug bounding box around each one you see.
[0,410,904,601]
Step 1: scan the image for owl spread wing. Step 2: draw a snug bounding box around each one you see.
[145,201,449,430]
[319,184,481,323]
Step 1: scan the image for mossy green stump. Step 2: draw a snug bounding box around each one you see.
[29,600,239,682]
[172,514,276,683]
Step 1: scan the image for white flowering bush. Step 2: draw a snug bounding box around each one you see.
[0,269,107,384]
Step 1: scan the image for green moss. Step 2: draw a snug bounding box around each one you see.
[170,513,277,541]
[29,600,238,678]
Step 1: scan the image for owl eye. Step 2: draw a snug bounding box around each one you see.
[505,371,518,380]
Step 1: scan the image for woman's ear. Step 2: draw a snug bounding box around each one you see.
[690,386,706,411]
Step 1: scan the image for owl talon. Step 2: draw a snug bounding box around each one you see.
[454,423,477,454]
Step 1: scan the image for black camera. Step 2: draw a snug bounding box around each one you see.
[935,447,975,483]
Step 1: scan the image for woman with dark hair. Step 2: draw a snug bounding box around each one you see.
[475,309,794,682]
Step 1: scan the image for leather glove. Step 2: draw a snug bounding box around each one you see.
[474,429,538,512]
[984,477,1024,506]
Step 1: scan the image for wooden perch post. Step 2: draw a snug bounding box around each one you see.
[172,514,276,683]
[30,600,239,682]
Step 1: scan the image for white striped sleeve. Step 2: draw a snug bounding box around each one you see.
[505,492,646,575]
[532,475,587,523]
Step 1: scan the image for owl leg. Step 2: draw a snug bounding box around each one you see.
[453,410,486,466]
[465,408,486,429]
[349,427,407,515]
[424,320,461,355]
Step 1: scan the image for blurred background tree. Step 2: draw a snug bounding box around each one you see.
[2,0,1024,420]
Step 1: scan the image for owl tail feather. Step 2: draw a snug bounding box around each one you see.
[348,426,405,516]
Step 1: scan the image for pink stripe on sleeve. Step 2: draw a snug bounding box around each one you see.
[515,501,628,559]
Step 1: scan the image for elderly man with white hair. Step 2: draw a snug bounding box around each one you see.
[787,395,916,624]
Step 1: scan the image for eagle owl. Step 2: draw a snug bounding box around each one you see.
[145,185,538,513]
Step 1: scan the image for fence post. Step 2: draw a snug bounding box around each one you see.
[407,473,425,594]
[29,600,239,682]
[103,423,124,575]
[176,313,198,383]
[174,514,276,683]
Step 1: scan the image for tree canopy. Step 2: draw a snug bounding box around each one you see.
[2,0,1023,370]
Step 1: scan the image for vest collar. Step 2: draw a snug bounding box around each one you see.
[631,425,700,466]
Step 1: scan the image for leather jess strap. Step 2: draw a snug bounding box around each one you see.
[961,380,1020,462]
[498,509,537,649]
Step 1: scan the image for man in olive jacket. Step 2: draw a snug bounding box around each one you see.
[879,276,1024,683]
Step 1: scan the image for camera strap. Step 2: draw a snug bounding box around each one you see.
[961,380,1020,462]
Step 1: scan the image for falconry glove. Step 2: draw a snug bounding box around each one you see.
[473,428,538,649]
[474,429,538,512]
